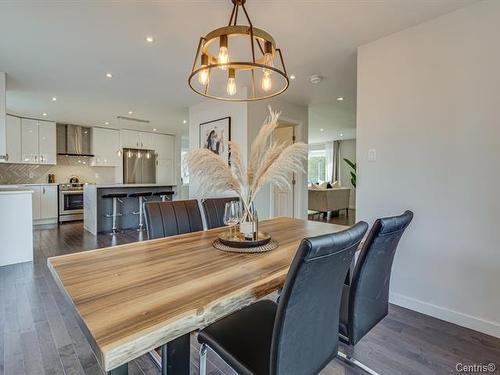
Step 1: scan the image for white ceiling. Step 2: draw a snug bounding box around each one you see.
[0,0,476,135]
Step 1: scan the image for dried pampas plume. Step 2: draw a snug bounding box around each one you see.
[187,106,307,210]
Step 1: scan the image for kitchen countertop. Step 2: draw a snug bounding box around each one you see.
[0,188,35,195]
[0,183,59,187]
[91,183,176,188]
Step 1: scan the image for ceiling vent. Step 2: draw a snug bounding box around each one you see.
[116,116,150,124]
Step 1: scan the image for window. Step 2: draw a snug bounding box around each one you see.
[308,145,327,184]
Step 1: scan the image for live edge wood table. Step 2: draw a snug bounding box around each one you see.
[47,217,348,374]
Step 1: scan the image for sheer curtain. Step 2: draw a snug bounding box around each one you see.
[325,140,341,183]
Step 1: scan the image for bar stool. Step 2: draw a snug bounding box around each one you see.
[153,191,174,202]
[102,193,128,235]
[128,192,153,231]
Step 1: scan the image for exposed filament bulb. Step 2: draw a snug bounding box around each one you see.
[227,68,236,96]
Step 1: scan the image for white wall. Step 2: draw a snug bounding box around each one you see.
[188,100,247,199]
[357,0,500,337]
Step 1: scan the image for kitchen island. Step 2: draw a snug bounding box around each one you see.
[84,183,175,235]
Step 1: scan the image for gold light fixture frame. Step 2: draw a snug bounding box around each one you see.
[188,0,289,101]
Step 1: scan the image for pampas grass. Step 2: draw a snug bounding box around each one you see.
[187,107,307,213]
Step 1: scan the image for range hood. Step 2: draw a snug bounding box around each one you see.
[57,124,94,157]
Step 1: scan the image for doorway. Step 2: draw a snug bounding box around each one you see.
[271,121,297,218]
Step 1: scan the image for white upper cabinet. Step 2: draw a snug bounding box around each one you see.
[139,132,155,150]
[92,127,121,167]
[0,115,21,163]
[21,118,39,163]
[20,118,56,165]
[120,129,162,150]
[120,129,141,149]
[38,121,56,165]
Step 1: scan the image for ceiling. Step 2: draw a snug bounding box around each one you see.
[0,0,476,135]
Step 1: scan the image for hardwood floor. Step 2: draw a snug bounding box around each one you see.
[308,209,356,227]
[0,221,498,375]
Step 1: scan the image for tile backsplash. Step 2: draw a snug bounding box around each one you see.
[0,157,118,184]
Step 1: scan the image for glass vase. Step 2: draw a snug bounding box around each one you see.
[239,202,258,241]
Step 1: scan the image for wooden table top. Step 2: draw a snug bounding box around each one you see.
[47,217,348,371]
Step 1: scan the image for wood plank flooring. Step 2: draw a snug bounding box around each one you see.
[0,221,498,375]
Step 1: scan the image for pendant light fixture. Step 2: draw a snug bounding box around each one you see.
[188,0,289,101]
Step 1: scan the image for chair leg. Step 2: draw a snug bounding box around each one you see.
[199,343,207,375]
[138,197,145,231]
[337,351,381,375]
[111,197,118,235]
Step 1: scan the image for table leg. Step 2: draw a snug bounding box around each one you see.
[107,363,128,375]
[161,333,191,375]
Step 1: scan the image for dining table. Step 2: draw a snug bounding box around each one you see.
[47,217,349,374]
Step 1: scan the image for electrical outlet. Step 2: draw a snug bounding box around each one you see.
[368,149,377,162]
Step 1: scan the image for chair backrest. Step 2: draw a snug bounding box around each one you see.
[270,221,369,375]
[347,210,413,345]
[201,197,240,229]
[144,200,204,239]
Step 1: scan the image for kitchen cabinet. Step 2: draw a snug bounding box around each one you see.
[28,184,58,224]
[0,115,21,163]
[92,127,121,167]
[120,129,140,149]
[38,121,56,164]
[20,118,56,165]
[40,185,58,219]
[156,158,175,185]
[30,186,42,220]
[152,133,174,160]
[120,129,156,150]
[21,118,39,163]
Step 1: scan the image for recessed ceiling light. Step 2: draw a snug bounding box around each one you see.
[339,133,344,137]
[183,120,187,124]
[104,121,109,125]
[51,97,57,101]
[42,112,47,117]
[106,73,113,78]
[336,96,344,101]
[146,36,154,43]
[153,128,158,132]
[290,74,296,80]
[128,111,133,115]
[320,128,324,132]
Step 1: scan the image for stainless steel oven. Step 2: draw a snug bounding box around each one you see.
[59,184,84,222]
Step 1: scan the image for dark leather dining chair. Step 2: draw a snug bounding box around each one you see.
[337,210,413,374]
[197,221,369,375]
[201,197,240,229]
[144,199,204,239]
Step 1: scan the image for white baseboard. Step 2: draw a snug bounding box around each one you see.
[389,292,500,339]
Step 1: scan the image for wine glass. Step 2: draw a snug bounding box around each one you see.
[224,201,240,238]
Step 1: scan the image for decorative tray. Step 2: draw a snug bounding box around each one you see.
[217,231,272,248]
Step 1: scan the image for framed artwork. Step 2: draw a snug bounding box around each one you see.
[199,116,231,164]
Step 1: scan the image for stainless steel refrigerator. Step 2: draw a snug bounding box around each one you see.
[123,148,156,184]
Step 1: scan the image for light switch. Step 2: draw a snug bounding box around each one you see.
[368,149,377,161]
